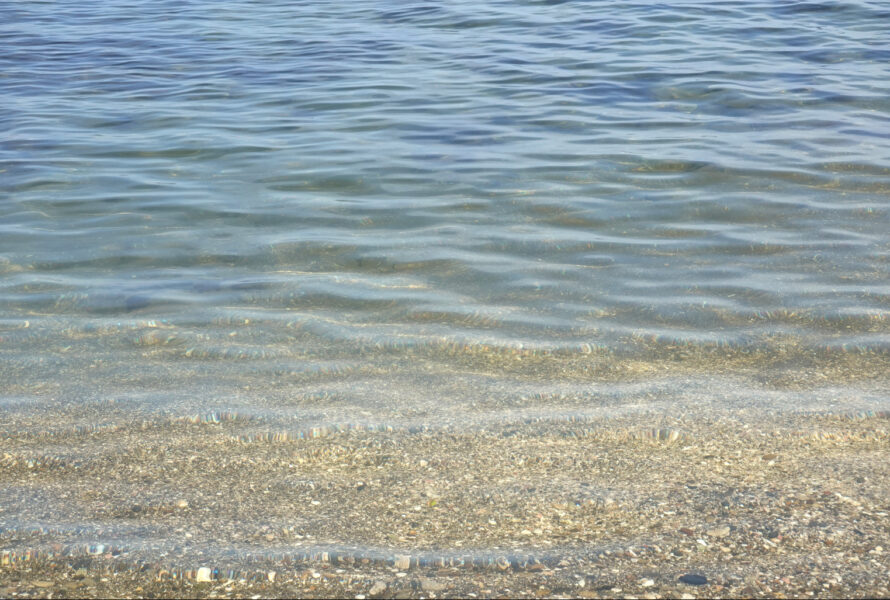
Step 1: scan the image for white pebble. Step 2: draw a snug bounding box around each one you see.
[707,525,730,538]
[369,581,386,596]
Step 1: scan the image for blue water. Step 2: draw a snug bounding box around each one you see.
[1,0,889,572]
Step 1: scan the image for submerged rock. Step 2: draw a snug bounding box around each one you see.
[679,573,708,586]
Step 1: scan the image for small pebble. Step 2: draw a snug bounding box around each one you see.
[196,567,213,582]
[679,574,708,586]
[394,554,411,570]
[421,578,447,592]
[640,578,655,587]
[707,526,730,538]
[369,581,386,596]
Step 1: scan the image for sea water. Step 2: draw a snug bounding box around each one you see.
[2,0,889,569]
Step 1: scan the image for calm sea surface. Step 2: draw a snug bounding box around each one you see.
[1,0,889,567]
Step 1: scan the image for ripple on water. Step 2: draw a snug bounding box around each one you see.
[2,0,890,578]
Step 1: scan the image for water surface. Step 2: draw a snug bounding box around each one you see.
[2,0,889,570]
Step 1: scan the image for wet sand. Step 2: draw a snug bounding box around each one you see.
[2,405,889,598]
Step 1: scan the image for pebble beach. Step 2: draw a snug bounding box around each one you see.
[2,371,889,598]
[4,0,890,597]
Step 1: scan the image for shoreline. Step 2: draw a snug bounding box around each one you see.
[2,409,888,598]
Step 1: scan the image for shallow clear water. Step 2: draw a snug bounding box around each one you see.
[2,0,890,571]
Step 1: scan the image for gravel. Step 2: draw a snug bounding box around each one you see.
[1,407,888,598]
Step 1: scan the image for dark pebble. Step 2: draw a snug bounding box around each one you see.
[679,574,708,586]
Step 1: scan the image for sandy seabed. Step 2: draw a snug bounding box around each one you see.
[2,401,889,599]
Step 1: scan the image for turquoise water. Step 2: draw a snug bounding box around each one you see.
[3,0,890,431]
[1,0,889,571]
